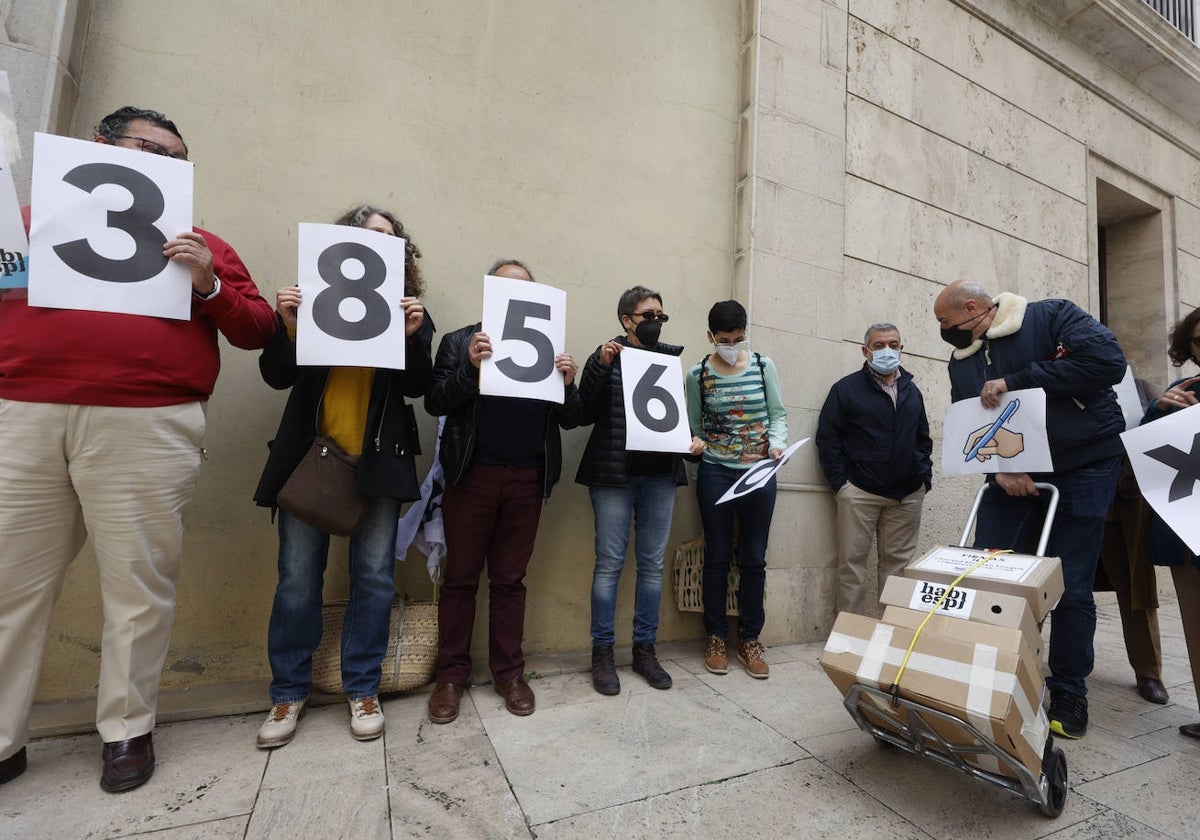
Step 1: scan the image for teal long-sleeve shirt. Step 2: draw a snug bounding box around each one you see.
[685,352,788,469]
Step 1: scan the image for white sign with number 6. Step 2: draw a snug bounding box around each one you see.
[29,132,193,319]
[296,223,409,370]
[620,346,692,453]
[479,273,566,404]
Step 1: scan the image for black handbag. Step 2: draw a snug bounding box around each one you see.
[276,436,368,536]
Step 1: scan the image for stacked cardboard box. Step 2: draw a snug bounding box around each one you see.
[820,546,1064,780]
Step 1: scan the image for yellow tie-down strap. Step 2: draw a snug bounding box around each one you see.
[889,548,1013,707]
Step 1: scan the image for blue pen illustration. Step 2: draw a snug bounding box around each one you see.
[964,398,1021,463]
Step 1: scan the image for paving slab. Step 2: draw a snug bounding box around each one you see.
[257,700,385,790]
[245,769,390,840]
[1074,755,1200,839]
[1,716,263,839]
[534,759,932,839]
[125,815,251,839]
[484,673,807,826]
[1040,809,1172,840]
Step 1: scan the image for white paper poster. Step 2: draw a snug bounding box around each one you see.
[28,132,193,319]
[941,388,1053,476]
[909,546,1043,584]
[0,71,18,164]
[296,223,409,369]
[1113,365,1144,431]
[0,131,27,290]
[715,438,809,504]
[1122,402,1200,554]
[479,273,566,403]
[620,346,692,453]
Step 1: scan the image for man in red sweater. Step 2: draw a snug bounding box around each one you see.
[0,106,276,791]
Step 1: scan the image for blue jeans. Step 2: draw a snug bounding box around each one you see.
[267,496,400,703]
[589,476,677,647]
[972,458,1121,697]
[696,460,777,640]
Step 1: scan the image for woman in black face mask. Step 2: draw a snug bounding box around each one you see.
[575,286,704,697]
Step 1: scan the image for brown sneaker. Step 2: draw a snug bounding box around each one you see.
[737,639,769,679]
[704,636,729,675]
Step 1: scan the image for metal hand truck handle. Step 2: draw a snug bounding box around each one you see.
[959,481,1060,557]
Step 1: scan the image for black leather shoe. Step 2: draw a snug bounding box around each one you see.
[1136,676,1169,704]
[1180,722,1200,740]
[632,642,673,690]
[0,747,27,784]
[591,645,620,696]
[100,733,155,793]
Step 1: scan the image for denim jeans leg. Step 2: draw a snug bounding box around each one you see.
[590,485,634,647]
[630,475,677,644]
[697,461,737,639]
[341,495,401,699]
[733,475,776,641]
[267,510,330,704]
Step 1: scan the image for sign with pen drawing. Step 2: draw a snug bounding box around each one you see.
[1121,403,1200,554]
[620,346,692,452]
[941,388,1052,476]
[479,273,566,403]
[28,132,193,319]
[716,438,809,504]
[0,130,27,290]
[296,222,408,369]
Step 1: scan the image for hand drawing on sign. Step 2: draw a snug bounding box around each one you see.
[963,398,1024,463]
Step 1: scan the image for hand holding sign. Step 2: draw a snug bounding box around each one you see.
[479,274,567,403]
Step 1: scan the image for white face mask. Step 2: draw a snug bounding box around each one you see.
[868,347,901,375]
[714,341,748,365]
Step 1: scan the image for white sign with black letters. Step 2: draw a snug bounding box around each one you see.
[1122,402,1200,554]
[479,274,566,403]
[0,130,27,290]
[715,438,808,504]
[620,346,692,453]
[296,222,409,369]
[28,132,193,319]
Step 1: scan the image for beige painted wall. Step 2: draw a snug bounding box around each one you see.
[35,0,740,701]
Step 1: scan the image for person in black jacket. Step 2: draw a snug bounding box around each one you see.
[577,285,702,696]
[424,259,582,725]
[816,323,932,617]
[252,206,433,749]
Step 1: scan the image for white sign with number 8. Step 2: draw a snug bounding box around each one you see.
[620,346,692,453]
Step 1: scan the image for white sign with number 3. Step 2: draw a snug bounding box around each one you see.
[620,346,692,453]
[479,274,566,404]
[296,223,409,370]
[29,132,193,319]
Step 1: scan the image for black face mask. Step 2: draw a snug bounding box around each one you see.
[939,306,992,350]
[633,319,663,347]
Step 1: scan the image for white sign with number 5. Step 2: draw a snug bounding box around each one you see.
[479,274,566,404]
[620,346,692,453]
[296,223,409,370]
[29,132,193,319]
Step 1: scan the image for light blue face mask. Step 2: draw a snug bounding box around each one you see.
[868,347,901,375]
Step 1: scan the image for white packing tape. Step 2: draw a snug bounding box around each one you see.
[967,644,999,717]
[856,623,894,684]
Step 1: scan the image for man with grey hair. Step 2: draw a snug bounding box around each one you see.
[816,322,932,616]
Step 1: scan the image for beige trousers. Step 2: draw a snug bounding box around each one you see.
[836,482,925,616]
[0,399,205,760]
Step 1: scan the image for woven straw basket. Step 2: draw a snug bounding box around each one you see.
[311,598,438,695]
[671,538,739,615]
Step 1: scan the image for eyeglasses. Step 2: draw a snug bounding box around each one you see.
[114,134,188,161]
[631,310,669,323]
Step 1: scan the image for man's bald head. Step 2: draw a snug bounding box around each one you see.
[935,280,992,313]
[933,279,997,345]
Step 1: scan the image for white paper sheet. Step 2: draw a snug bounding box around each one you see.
[942,388,1053,476]
[479,274,566,403]
[1122,402,1200,554]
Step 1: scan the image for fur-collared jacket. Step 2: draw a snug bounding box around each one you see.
[946,293,1126,473]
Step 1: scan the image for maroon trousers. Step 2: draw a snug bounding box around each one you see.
[435,464,543,684]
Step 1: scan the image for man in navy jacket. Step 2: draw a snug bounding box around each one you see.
[933,279,1126,740]
[817,323,932,617]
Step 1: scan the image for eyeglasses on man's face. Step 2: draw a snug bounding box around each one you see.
[114,134,188,161]
[631,310,669,323]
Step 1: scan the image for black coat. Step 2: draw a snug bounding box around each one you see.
[424,322,582,499]
[253,314,434,507]
[574,335,688,487]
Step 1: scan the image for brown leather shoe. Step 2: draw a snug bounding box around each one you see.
[1136,676,1169,704]
[427,683,464,724]
[100,733,155,793]
[495,678,535,716]
[1180,722,1200,740]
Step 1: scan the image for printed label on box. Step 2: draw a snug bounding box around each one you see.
[910,547,1040,583]
[907,580,976,618]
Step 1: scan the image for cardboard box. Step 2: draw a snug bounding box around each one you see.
[880,575,1044,660]
[820,611,1049,780]
[904,546,1064,622]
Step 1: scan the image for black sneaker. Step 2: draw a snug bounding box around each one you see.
[1048,690,1088,739]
